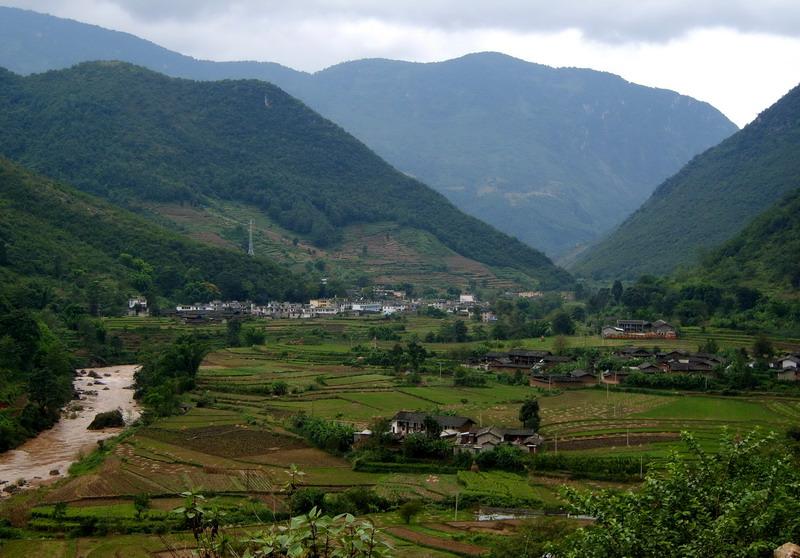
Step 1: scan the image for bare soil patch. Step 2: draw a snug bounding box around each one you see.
[141,425,308,458]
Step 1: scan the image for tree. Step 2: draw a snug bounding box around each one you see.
[226,320,242,347]
[422,415,442,439]
[134,493,150,521]
[552,335,569,355]
[611,280,623,303]
[453,320,469,342]
[398,500,424,525]
[519,398,541,430]
[560,431,800,558]
[405,340,427,372]
[551,311,575,335]
[752,335,774,360]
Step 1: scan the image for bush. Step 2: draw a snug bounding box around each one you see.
[289,488,325,515]
[475,444,527,472]
[324,488,391,516]
[291,414,355,454]
[398,500,423,525]
[402,432,452,459]
[453,368,487,387]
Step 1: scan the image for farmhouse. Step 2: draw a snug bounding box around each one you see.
[389,411,475,437]
[127,296,148,317]
[454,427,544,454]
[602,319,677,339]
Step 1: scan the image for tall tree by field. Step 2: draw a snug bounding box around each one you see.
[519,399,541,430]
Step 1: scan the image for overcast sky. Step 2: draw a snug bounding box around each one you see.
[6,1,800,127]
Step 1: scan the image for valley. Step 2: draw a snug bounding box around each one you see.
[0,4,798,557]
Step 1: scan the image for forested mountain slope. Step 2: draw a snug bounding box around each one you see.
[0,62,569,289]
[0,7,737,257]
[0,158,311,312]
[284,54,736,257]
[687,188,800,293]
[574,83,800,279]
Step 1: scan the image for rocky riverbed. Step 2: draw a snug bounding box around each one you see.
[0,365,140,494]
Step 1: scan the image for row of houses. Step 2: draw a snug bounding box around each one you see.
[384,411,544,454]
[602,319,677,339]
[161,293,489,322]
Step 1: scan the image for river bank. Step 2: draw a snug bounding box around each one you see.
[0,365,140,493]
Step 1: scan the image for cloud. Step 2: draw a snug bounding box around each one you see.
[4,0,800,126]
[14,0,800,43]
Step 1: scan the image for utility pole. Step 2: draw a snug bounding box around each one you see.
[247,219,255,256]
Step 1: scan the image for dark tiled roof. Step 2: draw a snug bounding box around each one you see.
[392,411,474,428]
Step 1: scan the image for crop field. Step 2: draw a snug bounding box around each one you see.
[4,315,799,556]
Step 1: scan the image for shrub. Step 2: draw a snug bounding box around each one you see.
[291,414,355,454]
[290,488,325,515]
[475,444,527,472]
[398,500,423,525]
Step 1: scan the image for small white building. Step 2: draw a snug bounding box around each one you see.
[459,294,476,304]
[128,297,148,317]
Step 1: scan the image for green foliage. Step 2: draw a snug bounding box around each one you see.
[241,507,390,557]
[453,368,487,387]
[401,432,452,459]
[0,62,571,289]
[289,488,325,516]
[519,398,541,430]
[133,494,150,521]
[323,488,391,516]
[135,335,208,417]
[456,470,542,507]
[560,430,800,557]
[576,84,800,278]
[474,444,527,472]
[0,300,74,450]
[398,500,423,525]
[530,454,648,480]
[291,414,355,454]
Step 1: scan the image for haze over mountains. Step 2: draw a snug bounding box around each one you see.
[0,6,738,258]
[0,61,570,290]
[575,83,800,279]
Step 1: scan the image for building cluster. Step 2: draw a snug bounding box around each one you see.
[602,319,677,339]
[472,347,723,388]
[155,292,491,322]
[384,411,544,454]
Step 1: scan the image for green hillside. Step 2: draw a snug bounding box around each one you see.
[573,82,800,279]
[688,188,800,293]
[0,61,569,290]
[0,157,311,311]
[0,7,737,257]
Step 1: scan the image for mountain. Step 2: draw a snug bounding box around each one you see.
[0,7,738,257]
[573,83,800,279]
[687,188,800,294]
[0,61,570,290]
[0,157,310,311]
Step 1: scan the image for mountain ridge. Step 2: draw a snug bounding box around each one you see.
[0,61,570,290]
[0,6,738,257]
[573,82,800,279]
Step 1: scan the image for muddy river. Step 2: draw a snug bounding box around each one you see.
[0,364,140,491]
